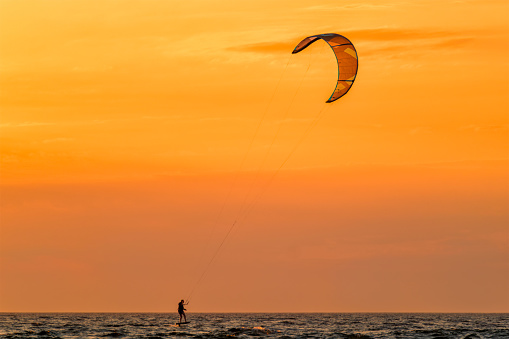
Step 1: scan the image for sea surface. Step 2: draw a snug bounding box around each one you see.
[0,313,508,338]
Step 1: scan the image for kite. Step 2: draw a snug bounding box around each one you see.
[292,33,358,103]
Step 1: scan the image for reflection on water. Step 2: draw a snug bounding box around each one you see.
[0,313,508,338]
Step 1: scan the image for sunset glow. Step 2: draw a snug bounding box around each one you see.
[1,0,508,312]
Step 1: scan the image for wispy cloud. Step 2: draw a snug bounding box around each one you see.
[409,126,433,135]
[459,124,509,133]
[229,27,481,57]
[301,3,395,11]
[0,122,56,128]
[0,117,172,129]
[227,41,295,54]
[412,159,509,169]
[42,138,75,144]
[344,27,471,41]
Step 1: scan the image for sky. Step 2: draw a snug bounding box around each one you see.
[0,0,508,313]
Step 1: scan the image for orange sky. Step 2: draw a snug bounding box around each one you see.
[1,0,508,312]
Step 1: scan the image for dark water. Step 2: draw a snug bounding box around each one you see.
[0,313,508,338]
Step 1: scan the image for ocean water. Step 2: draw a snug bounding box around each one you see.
[0,313,508,338]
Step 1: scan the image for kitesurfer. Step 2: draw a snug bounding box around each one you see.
[178,300,188,323]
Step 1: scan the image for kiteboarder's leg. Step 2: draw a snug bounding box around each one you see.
[183,312,186,322]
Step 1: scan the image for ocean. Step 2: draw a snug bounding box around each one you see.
[0,313,508,338]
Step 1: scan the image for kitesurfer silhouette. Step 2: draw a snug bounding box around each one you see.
[178,299,188,323]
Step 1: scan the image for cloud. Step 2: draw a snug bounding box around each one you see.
[228,41,295,54]
[409,126,433,135]
[451,0,507,4]
[0,122,56,128]
[0,154,19,164]
[42,138,75,144]
[432,37,475,48]
[344,28,464,41]
[413,159,509,170]
[0,117,165,130]
[459,124,509,133]
[301,4,395,11]
[350,27,486,61]
[229,27,482,58]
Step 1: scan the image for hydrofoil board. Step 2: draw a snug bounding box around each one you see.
[175,321,190,326]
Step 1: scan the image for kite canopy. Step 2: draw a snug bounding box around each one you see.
[292,33,358,103]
